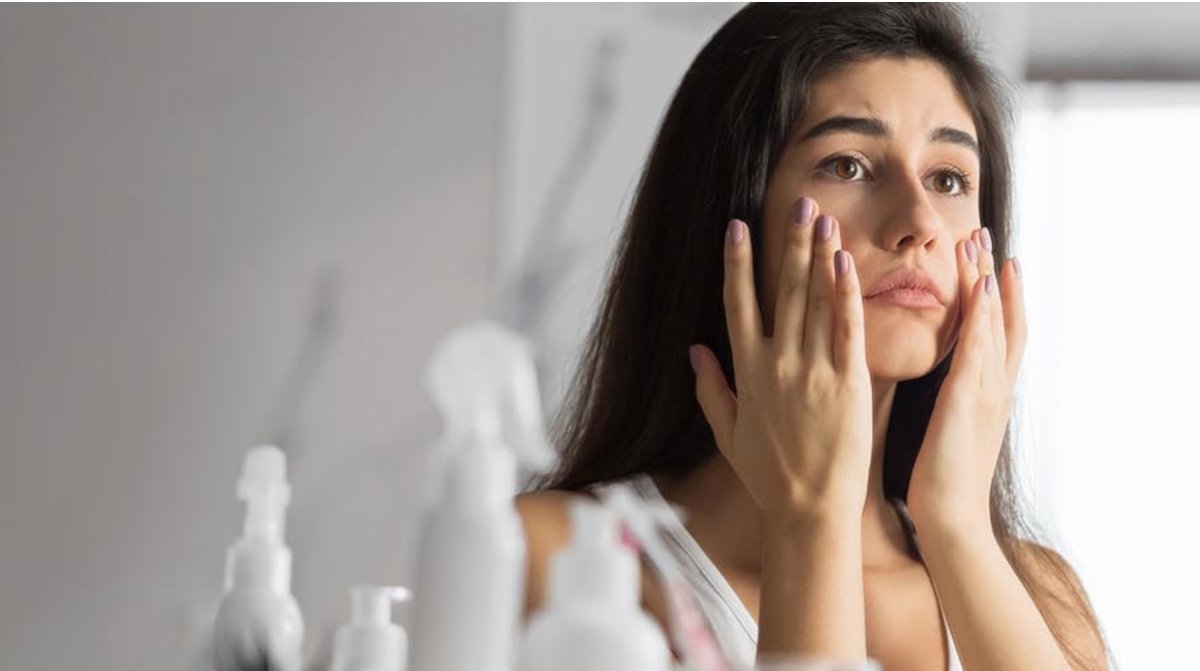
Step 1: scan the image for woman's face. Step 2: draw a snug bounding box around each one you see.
[760,57,982,383]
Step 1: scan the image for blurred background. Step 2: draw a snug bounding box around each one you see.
[1,3,1196,669]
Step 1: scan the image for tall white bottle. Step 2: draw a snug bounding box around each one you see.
[518,499,671,671]
[213,445,304,671]
[408,322,553,671]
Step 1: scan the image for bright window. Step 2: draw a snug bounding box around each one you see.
[1014,81,1200,669]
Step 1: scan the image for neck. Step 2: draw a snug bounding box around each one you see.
[653,379,916,575]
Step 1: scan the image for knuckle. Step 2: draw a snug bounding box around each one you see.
[724,295,745,317]
[770,357,798,389]
[777,270,802,299]
[807,289,829,312]
[801,365,833,397]
[837,316,860,342]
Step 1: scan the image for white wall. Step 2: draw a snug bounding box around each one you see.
[0,5,503,669]
[497,2,744,420]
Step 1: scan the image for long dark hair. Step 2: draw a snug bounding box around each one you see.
[533,3,1106,667]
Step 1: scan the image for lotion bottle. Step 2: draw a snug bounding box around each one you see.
[330,586,412,671]
[518,499,670,671]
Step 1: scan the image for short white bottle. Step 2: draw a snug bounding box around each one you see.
[518,499,671,671]
[330,586,411,671]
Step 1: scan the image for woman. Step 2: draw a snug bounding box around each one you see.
[516,4,1109,670]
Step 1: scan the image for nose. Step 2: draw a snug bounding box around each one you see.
[878,172,945,252]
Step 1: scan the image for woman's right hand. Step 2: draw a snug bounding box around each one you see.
[688,198,874,524]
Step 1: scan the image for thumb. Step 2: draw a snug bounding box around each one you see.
[688,344,737,455]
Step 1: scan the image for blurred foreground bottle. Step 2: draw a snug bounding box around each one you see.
[408,321,555,671]
[213,445,304,671]
[518,498,670,671]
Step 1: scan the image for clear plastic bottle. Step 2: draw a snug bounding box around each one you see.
[518,499,671,671]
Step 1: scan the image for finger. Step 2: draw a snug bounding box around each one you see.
[975,227,997,278]
[689,344,737,455]
[772,197,819,354]
[833,249,868,375]
[1000,258,1027,388]
[723,218,763,373]
[983,271,1005,387]
[801,213,841,368]
[975,228,1004,371]
[957,236,981,325]
[950,273,992,387]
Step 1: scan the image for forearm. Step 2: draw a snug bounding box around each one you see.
[756,511,865,662]
[920,524,1071,671]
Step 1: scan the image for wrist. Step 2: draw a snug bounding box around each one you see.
[907,493,990,540]
[910,507,996,555]
[763,505,861,544]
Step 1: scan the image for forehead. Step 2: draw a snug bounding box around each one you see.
[797,57,978,143]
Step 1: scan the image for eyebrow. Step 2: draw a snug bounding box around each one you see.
[796,115,980,160]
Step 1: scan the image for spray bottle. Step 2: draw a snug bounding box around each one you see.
[407,321,555,671]
[330,586,412,671]
[213,445,304,671]
[518,498,670,671]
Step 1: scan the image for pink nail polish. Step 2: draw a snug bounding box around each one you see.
[985,274,996,295]
[835,250,849,277]
[727,219,744,246]
[1013,257,1022,277]
[981,227,993,252]
[816,215,833,241]
[688,345,701,373]
[792,197,815,225]
[965,240,978,263]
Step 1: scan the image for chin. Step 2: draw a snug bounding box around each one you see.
[864,320,950,383]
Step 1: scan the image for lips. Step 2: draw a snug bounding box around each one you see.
[863,267,946,306]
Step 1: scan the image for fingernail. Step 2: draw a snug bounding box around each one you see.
[835,250,849,277]
[688,345,701,374]
[985,274,996,295]
[981,227,993,253]
[965,240,978,263]
[816,214,833,241]
[792,197,815,226]
[727,219,744,246]
[1012,257,1022,277]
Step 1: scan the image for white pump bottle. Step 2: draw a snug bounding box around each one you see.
[408,321,554,671]
[518,499,671,671]
[330,586,412,671]
[213,445,304,671]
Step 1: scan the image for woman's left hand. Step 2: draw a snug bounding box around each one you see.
[907,227,1027,538]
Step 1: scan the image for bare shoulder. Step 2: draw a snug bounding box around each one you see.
[1014,540,1109,670]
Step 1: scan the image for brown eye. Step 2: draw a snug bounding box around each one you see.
[832,156,864,180]
[931,170,969,196]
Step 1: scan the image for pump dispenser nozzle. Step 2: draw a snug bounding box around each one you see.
[238,445,291,542]
[331,586,412,671]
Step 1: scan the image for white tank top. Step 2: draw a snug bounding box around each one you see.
[591,473,963,671]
